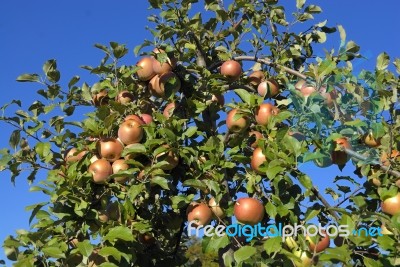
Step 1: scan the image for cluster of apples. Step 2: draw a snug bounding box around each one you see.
[187,197,265,228]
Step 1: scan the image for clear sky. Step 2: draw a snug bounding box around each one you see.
[0,0,399,264]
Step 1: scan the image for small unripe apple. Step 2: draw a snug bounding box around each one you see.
[292,249,313,267]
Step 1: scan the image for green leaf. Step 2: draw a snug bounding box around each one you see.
[338,25,346,42]
[234,89,251,104]
[151,176,169,190]
[296,0,305,9]
[104,226,134,242]
[42,246,65,259]
[393,58,400,74]
[16,74,40,82]
[35,142,51,158]
[298,174,312,190]
[234,246,256,263]
[0,149,12,171]
[183,126,198,138]
[76,240,93,257]
[376,52,390,71]
[9,130,20,150]
[304,209,320,222]
[305,5,322,13]
[203,235,230,253]
[68,76,80,88]
[99,246,121,261]
[263,237,281,255]
[128,184,145,200]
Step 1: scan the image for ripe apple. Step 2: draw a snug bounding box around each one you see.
[65,148,86,162]
[300,85,316,97]
[364,132,381,147]
[292,249,313,267]
[136,57,156,81]
[257,79,279,98]
[163,102,176,118]
[208,198,226,219]
[140,113,153,124]
[92,90,109,106]
[306,230,330,253]
[148,74,163,97]
[295,79,306,91]
[221,60,242,82]
[331,137,352,166]
[118,119,144,145]
[89,159,113,184]
[319,86,336,106]
[234,197,264,225]
[158,71,181,98]
[152,48,177,75]
[187,202,213,227]
[381,150,400,166]
[381,193,400,216]
[251,147,267,174]
[255,103,279,126]
[124,114,144,124]
[226,109,250,133]
[116,90,135,104]
[249,131,263,148]
[155,145,179,170]
[97,138,124,162]
[138,233,156,245]
[248,70,265,87]
[112,159,129,183]
[211,94,225,106]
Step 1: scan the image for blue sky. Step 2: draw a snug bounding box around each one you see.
[0,0,399,263]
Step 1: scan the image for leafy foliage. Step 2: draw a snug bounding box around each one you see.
[1,0,400,266]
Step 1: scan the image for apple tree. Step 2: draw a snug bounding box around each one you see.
[1,0,400,266]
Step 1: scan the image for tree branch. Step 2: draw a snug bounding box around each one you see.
[342,147,400,178]
[310,186,341,221]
